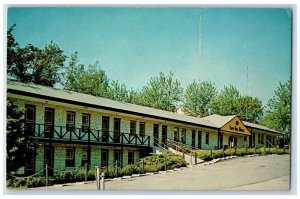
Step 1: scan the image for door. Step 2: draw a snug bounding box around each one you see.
[181,129,186,144]
[114,150,121,167]
[219,133,223,149]
[25,153,35,175]
[192,130,195,148]
[101,149,109,167]
[174,127,179,142]
[44,108,54,138]
[253,133,256,147]
[162,125,167,147]
[25,105,36,136]
[128,151,134,165]
[102,116,110,142]
[82,113,90,132]
[153,124,159,146]
[198,131,202,149]
[229,136,237,148]
[113,118,121,143]
[44,146,54,176]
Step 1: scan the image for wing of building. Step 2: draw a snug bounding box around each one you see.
[6,80,284,175]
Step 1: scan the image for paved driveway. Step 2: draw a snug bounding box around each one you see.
[31,154,290,191]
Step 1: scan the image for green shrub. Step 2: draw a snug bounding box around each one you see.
[193,147,289,161]
[87,169,95,180]
[27,176,46,187]
[120,164,141,176]
[142,152,187,172]
[102,166,119,178]
[6,177,30,189]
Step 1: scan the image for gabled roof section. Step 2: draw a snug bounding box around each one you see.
[7,80,218,129]
[203,114,251,136]
[203,114,283,136]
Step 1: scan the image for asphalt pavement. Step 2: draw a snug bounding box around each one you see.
[30,154,290,191]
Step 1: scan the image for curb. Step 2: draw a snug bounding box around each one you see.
[121,176,132,179]
[158,171,167,174]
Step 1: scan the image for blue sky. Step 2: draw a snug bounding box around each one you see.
[7,7,291,105]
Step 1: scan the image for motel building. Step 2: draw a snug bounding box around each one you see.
[7,80,284,176]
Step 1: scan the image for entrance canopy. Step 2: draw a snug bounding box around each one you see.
[203,114,251,136]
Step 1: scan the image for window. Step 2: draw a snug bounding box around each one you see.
[25,105,35,123]
[244,136,247,142]
[205,132,209,145]
[181,128,186,144]
[67,111,75,124]
[65,148,75,167]
[261,134,264,144]
[66,111,75,131]
[128,151,134,165]
[82,114,90,131]
[130,121,136,135]
[139,122,145,136]
[258,134,261,144]
[174,127,179,142]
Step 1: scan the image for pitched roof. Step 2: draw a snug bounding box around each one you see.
[203,114,283,135]
[242,121,284,135]
[7,80,217,129]
[202,114,236,128]
[7,80,284,135]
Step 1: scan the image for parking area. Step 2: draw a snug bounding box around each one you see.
[31,154,290,191]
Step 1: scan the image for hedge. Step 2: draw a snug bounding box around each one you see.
[193,147,289,161]
[7,151,186,189]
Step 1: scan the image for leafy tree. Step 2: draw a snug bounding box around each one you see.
[63,52,109,97]
[7,24,67,87]
[236,95,263,123]
[259,80,291,136]
[6,100,37,174]
[211,84,240,115]
[139,72,183,112]
[211,84,262,123]
[7,24,19,75]
[108,80,130,102]
[63,52,84,91]
[182,80,217,117]
[31,41,67,86]
[7,24,34,82]
[128,89,142,105]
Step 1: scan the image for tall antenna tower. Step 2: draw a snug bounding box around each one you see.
[198,9,203,82]
[246,65,249,121]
